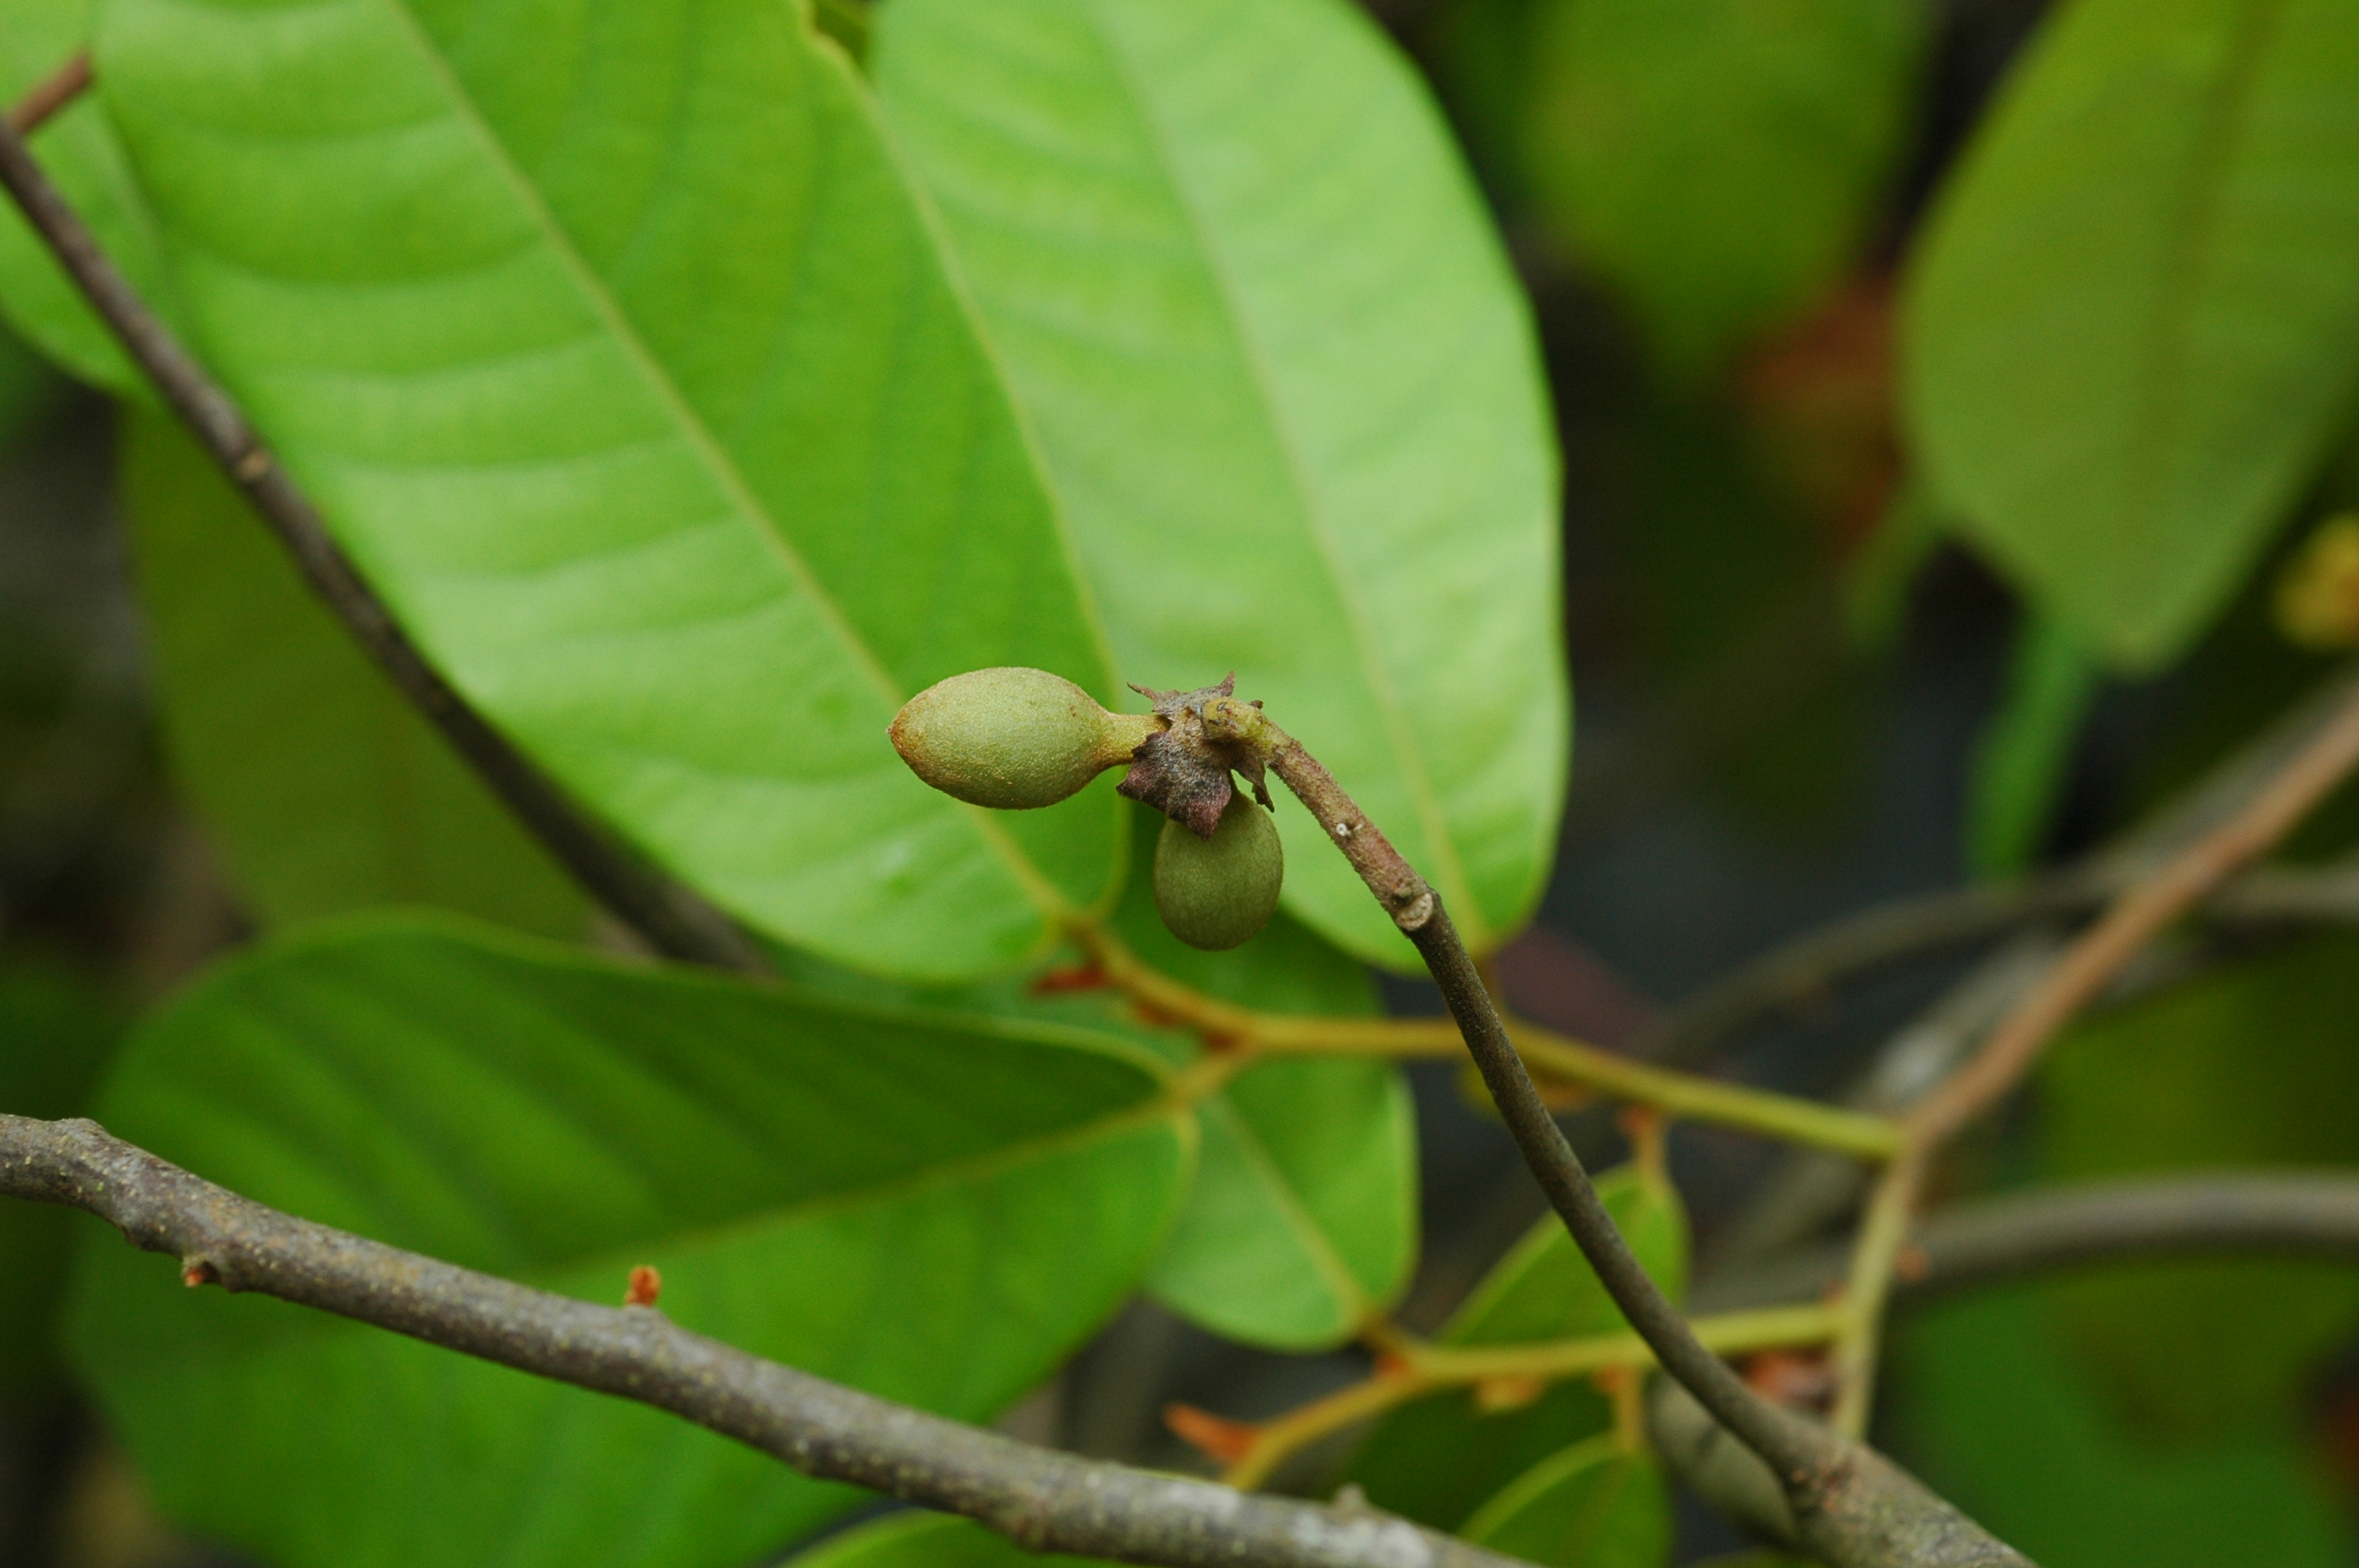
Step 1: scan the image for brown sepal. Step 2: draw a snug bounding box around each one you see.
[1117,673,1259,837]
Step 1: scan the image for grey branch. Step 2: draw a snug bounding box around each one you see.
[1698,1172,2359,1317]
[1641,853,2359,1071]
[0,91,759,975]
[0,1113,1529,1568]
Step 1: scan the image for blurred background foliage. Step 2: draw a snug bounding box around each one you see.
[1,0,2357,1565]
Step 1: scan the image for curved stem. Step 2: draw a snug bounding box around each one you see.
[1195,702,2030,1564]
[1697,1172,2359,1316]
[1213,1305,1846,1493]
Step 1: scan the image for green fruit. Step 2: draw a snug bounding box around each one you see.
[889,667,1150,810]
[1154,793,1284,951]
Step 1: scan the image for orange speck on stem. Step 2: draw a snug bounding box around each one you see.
[624,1265,662,1308]
[1163,1403,1259,1465]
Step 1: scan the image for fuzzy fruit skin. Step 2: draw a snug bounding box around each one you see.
[1154,793,1285,951]
[891,667,1135,810]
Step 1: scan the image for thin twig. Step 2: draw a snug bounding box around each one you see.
[1195,697,2031,1568]
[1906,676,2359,1149]
[0,1113,1528,1568]
[6,50,90,135]
[0,99,761,974]
[1696,1172,2359,1316]
[1637,852,2359,1071]
[1636,877,2094,1067]
[1821,673,2359,1434]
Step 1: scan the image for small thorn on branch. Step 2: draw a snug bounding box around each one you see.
[180,1258,218,1289]
[6,52,91,137]
[623,1265,661,1308]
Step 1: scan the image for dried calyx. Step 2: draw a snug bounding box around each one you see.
[1115,673,1274,837]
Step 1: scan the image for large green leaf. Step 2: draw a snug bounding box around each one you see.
[2037,933,2359,1438]
[872,0,1567,970]
[1518,0,1924,379]
[123,403,585,936]
[91,0,1122,979]
[69,914,1190,1568]
[1463,1435,1670,1568]
[0,0,171,393]
[1339,1162,1686,1530]
[1903,0,2359,670]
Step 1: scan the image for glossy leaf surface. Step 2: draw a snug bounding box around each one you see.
[1905,0,2359,669]
[1519,0,1923,377]
[1340,1162,1686,1529]
[874,0,1567,968]
[1463,1435,1670,1568]
[92,0,1121,978]
[69,916,1190,1568]
[123,405,585,935]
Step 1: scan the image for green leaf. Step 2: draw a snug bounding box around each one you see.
[0,0,173,394]
[91,0,1121,980]
[1142,1055,1413,1350]
[1963,612,2099,880]
[1340,1162,1686,1530]
[1893,1283,2358,1568]
[1518,0,1925,379]
[872,0,1568,970]
[2037,933,2359,1438]
[789,1512,1105,1568]
[123,403,586,936]
[1463,1434,1670,1568]
[67,913,1190,1568]
[0,960,122,1394]
[1903,0,2359,670]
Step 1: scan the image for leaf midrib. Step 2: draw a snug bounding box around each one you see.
[373,0,1070,918]
[1203,1093,1369,1330]
[1079,2,1484,939]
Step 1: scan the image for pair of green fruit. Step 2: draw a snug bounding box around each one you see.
[890,666,1284,951]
